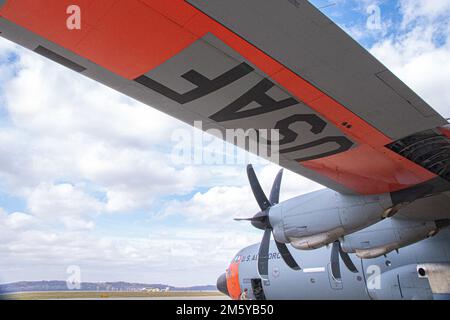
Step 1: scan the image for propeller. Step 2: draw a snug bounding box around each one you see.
[330,240,358,281]
[235,164,301,279]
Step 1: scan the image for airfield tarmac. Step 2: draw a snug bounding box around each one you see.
[2,291,230,300]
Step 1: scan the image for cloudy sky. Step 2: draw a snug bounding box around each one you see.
[0,0,449,287]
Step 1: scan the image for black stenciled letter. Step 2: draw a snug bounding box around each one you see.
[134,62,254,104]
[275,114,327,145]
[281,136,354,162]
[275,115,353,161]
[209,78,298,122]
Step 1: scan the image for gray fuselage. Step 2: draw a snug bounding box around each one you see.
[230,227,450,300]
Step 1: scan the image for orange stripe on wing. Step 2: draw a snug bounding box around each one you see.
[302,145,436,194]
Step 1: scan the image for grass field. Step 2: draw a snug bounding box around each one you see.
[1,291,225,300]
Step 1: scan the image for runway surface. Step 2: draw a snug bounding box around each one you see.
[2,291,229,300]
[58,296,230,300]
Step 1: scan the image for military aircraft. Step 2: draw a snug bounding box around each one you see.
[0,0,449,300]
[216,164,450,300]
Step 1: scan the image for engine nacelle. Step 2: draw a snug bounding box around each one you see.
[269,189,393,250]
[289,227,344,250]
[341,218,444,259]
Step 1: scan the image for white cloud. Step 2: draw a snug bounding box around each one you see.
[164,164,323,224]
[165,185,257,222]
[4,212,38,230]
[399,0,450,27]
[77,146,204,212]
[27,183,101,217]
[0,209,260,285]
[370,10,450,118]
[26,183,102,230]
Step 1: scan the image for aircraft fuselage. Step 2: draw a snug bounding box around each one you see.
[218,228,450,300]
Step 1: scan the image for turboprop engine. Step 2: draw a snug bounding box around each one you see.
[269,189,394,250]
[340,218,450,259]
[235,164,397,280]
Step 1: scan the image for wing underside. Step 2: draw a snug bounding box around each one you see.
[1,0,449,196]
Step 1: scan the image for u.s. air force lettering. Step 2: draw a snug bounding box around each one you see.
[134,36,354,163]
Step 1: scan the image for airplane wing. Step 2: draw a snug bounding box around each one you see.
[1,0,449,196]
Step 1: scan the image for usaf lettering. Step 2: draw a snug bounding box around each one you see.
[135,62,353,162]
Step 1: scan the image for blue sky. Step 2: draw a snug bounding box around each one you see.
[0,0,449,286]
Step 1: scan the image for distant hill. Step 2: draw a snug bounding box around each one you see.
[0,281,216,293]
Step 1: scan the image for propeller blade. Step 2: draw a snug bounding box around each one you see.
[269,169,283,205]
[258,228,272,280]
[338,242,358,273]
[275,240,301,270]
[330,241,341,281]
[247,164,271,211]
